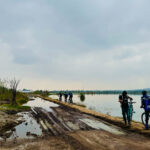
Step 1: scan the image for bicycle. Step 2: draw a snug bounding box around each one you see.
[141,109,150,125]
[128,101,136,121]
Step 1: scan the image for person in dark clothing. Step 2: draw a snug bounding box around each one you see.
[141,90,150,130]
[64,92,68,102]
[59,92,62,101]
[69,92,73,103]
[119,91,133,126]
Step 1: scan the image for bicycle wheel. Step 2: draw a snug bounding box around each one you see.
[141,112,146,125]
[128,104,133,121]
[130,111,133,121]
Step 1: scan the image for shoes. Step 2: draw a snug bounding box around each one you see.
[128,122,131,127]
[145,124,149,130]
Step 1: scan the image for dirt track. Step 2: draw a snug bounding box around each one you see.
[1,98,150,150]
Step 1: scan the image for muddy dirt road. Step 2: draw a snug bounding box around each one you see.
[1,97,150,150]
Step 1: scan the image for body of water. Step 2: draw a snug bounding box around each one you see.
[50,94,144,122]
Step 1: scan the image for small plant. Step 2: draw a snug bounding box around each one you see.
[79,93,86,102]
[18,99,28,105]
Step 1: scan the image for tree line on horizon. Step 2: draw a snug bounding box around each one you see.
[33,89,150,95]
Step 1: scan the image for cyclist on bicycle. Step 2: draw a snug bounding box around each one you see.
[141,90,150,130]
[119,91,133,126]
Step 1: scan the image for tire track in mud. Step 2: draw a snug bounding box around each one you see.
[29,105,94,149]
[31,106,93,136]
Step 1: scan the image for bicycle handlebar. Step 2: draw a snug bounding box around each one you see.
[128,101,136,104]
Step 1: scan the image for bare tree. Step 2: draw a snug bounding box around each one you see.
[9,78,20,105]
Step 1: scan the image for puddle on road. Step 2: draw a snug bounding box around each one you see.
[24,97,59,112]
[10,112,42,139]
[0,97,59,141]
[0,112,42,141]
[80,118,125,135]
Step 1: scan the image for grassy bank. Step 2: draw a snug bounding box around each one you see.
[0,87,30,112]
[38,95,150,137]
[0,104,30,112]
[0,88,28,104]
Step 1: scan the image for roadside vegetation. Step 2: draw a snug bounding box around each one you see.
[0,78,30,112]
[33,90,50,97]
[79,93,86,102]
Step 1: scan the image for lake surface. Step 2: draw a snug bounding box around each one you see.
[50,94,144,122]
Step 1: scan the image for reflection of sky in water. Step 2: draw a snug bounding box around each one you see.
[50,94,144,122]
[10,112,42,139]
[24,97,59,112]
[8,98,59,140]
[80,118,125,135]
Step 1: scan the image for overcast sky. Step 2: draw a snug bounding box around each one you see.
[0,0,150,90]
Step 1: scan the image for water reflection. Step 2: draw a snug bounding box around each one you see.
[9,112,42,139]
[24,97,59,112]
[80,118,125,135]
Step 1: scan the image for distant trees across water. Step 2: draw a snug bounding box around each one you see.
[47,89,150,95]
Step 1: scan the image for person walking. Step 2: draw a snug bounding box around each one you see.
[64,92,68,102]
[119,91,133,126]
[59,92,62,101]
[141,90,150,130]
[69,91,73,103]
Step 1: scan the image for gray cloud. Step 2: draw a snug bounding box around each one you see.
[0,0,150,89]
[13,48,37,65]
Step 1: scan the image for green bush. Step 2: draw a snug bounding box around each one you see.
[16,92,28,105]
[79,93,86,102]
[17,99,28,105]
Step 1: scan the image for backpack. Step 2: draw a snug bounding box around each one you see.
[142,95,150,111]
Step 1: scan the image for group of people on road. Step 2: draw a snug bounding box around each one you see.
[58,90,150,129]
[119,90,150,130]
[59,91,73,103]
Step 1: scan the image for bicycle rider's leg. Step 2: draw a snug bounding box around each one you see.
[145,111,149,129]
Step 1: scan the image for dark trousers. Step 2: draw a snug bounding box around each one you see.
[122,106,130,124]
[65,97,68,102]
[59,96,62,101]
[145,111,149,124]
[69,97,73,103]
